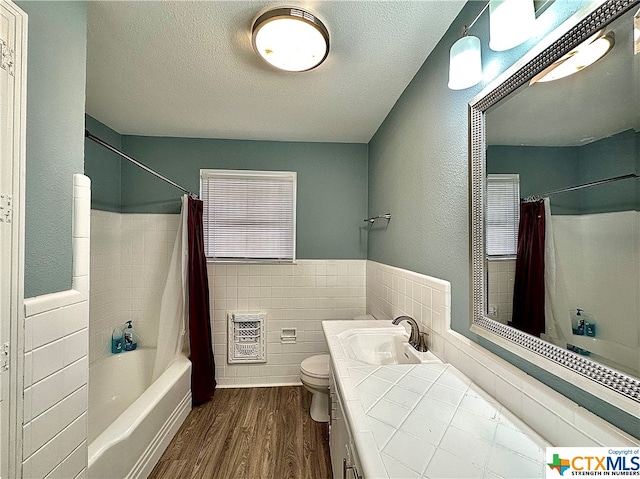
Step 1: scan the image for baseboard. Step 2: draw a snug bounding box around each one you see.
[216,381,302,389]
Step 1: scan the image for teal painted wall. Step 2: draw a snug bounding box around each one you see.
[17,1,87,298]
[119,136,368,259]
[579,130,639,213]
[368,0,638,436]
[487,145,581,214]
[487,129,639,214]
[84,115,122,212]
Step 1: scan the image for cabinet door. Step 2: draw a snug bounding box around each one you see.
[329,372,349,479]
[329,371,364,479]
[346,438,363,479]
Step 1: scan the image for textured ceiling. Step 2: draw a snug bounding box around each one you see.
[86,1,465,143]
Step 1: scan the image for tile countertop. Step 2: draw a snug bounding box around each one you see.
[322,320,551,479]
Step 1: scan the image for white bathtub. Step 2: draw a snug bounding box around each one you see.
[88,349,191,479]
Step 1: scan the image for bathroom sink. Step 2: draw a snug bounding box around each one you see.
[338,329,441,365]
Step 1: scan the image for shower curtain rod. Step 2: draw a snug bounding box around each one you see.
[523,173,639,202]
[85,129,198,198]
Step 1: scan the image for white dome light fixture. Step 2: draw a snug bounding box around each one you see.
[252,7,330,72]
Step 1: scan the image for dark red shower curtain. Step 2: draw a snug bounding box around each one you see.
[510,199,546,338]
[187,196,216,405]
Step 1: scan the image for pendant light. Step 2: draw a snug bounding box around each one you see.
[252,7,330,72]
[489,0,536,51]
[448,35,482,90]
[447,0,536,90]
[447,2,489,91]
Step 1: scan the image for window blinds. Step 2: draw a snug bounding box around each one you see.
[201,170,297,262]
[486,174,520,256]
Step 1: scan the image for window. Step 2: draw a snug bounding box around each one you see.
[201,169,296,262]
[486,174,520,257]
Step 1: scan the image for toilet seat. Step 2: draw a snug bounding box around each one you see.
[300,354,330,379]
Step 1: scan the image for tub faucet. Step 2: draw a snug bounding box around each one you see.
[392,315,429,352]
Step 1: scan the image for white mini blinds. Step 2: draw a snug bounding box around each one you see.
[486,174,520,257]
[201,170,297,262]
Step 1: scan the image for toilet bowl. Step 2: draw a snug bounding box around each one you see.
[300,314,376,422]
[300,354,330,422]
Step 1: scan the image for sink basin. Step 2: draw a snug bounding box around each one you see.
[338,329,441,365]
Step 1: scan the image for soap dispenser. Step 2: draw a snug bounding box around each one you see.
[574,309,585,335]
[111,326,123,354]
[123,320,137,351]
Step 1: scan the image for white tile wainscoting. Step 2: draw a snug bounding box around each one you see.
[486,258,515,325]
[22,175,91,479]
[210,260,367,387]
[366,260,451,361]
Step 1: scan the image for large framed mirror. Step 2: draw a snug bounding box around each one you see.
[470,0,639,415]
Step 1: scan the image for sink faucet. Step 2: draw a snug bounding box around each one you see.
[392,315,429,352]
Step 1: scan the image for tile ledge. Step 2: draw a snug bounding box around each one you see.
[24,290,86,318]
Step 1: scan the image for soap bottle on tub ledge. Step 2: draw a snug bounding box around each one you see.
[111,326,123,354]
[123,320,138,351]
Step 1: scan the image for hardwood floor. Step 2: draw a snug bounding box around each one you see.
[149,386,333,479]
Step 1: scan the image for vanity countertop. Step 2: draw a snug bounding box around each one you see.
[323,320,551,479]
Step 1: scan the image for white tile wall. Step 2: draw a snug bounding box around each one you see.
[211,260,366,387]
[120,213,179,351]
[89,210,121,365]
[366,260,451,360]
[366,260,638,448]
[486,259,515,324]
[22,174,91,479]
[89,211,179,364]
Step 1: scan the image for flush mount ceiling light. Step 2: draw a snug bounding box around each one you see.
[252,7,330,72]
[530,31,615,84]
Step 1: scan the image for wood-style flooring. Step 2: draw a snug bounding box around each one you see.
[148,386,333,479]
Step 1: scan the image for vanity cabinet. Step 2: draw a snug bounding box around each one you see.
[329,367,363,479]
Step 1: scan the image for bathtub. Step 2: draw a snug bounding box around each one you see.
[88,349,192,479]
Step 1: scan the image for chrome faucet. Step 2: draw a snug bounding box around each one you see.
[392,315,429,352]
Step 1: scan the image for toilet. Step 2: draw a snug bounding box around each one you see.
[300,354,331,422]
[300,314,375,423]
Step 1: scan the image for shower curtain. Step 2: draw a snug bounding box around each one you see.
[153,196,217,405]
[543,198,571,343]
[187,196,216,405]
[511,199,546,337]
[152,196,188,382]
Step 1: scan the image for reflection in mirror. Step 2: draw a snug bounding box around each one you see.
[486,7,639,377]
[470,0,640,406]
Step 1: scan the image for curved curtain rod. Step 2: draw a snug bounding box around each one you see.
[85,129,198,198]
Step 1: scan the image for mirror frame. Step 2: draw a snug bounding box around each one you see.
[469,0,640,414]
